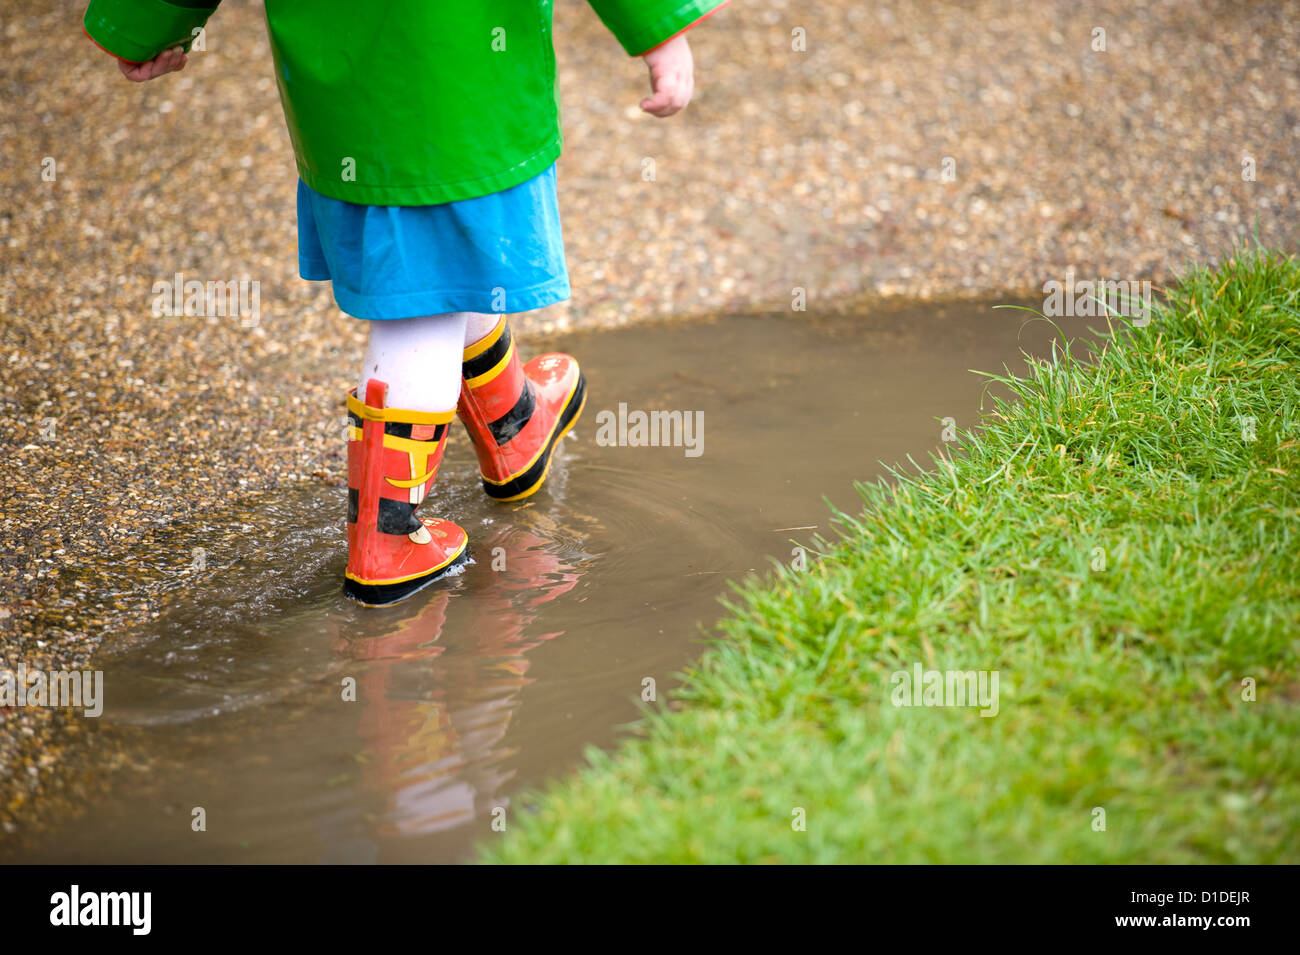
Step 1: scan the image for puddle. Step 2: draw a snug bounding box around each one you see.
[11,303,1074,863]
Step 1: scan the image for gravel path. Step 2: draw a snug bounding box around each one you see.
[1,0,1296,833]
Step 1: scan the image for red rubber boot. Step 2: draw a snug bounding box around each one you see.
[345,380,469,606]
[457,317,586,502]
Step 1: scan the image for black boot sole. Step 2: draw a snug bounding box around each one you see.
[343,545,470,607]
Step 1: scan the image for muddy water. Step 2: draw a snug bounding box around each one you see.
[17,303,1065,863]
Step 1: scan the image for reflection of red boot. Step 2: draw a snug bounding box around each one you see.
[334,526,585,841]
[345,380,468,606]
[457,317,586,502]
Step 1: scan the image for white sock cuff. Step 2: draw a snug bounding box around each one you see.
[464,311,504,348]
[357,312,469,412]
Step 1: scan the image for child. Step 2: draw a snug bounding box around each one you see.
[83,0,728,605]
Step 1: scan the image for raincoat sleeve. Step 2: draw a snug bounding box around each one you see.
[83,0,221,64]
[586,0,729,57]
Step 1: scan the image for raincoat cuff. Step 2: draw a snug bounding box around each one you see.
[588,0,729,57]
[83,0,219,64]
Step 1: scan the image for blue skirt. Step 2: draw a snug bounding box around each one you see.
[297,164,570,320]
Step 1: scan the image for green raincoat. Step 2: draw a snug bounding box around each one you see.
[83,0,727,205]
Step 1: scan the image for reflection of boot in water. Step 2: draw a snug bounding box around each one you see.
[457,316,586,502]
[336,526,584,845]
[435,526,584,825]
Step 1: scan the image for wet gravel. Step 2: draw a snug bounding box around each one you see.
[1,0,1297,835]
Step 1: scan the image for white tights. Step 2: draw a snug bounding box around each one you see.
[356,311,501,411]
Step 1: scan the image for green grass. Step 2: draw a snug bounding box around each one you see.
[481,247,1300,863]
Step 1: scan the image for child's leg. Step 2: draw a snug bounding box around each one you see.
[346,311,477,605]
[357,312,470,411]
[463,312,500,349]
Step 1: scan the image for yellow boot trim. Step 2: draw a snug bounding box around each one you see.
[347,391,456,426]
[462,316,507,360]
[347,427,442,458]
[344,535,469,587]
[463,338,516,389]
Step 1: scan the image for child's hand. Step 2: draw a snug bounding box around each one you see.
[118,46,188,83]
[640,35,694,117]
